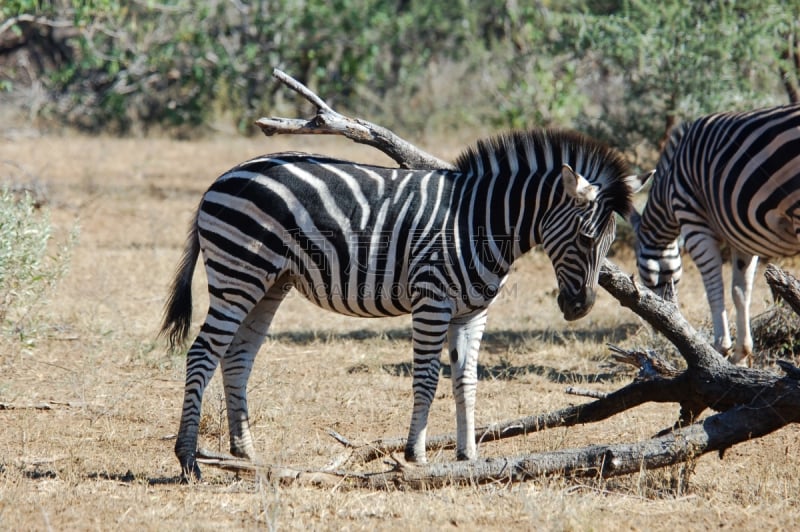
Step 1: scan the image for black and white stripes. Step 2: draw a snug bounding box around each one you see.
[632,104,800,365]
[161,129,635,480]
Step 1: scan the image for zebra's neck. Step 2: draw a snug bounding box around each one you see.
[447,162,554,284]
[640,170,681,246]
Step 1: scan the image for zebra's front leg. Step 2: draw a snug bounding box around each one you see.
[405,306,451,463]
[729,252,758,367]
[448,310,488,461]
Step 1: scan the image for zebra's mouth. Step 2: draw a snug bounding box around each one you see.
[557,287,595,321]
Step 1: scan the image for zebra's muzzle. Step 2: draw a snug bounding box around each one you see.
[557,286,596,321]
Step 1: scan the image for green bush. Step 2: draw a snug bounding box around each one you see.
[1,0,796,144]
[0,188,74,340]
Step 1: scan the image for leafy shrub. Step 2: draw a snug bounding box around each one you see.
[0,188,74,340]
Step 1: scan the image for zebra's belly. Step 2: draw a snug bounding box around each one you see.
[289,276,413,318]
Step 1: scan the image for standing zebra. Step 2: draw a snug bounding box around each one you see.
[161,129,636,480]
[632,104,800,366]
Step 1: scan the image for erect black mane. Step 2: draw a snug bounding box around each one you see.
[453,128,634,217]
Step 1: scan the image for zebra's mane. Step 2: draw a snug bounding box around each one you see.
[453,128,633,216]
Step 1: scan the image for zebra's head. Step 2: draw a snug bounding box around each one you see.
[540,163,637,321]
[455,129,636,321]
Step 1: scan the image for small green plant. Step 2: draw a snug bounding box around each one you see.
[0,187,75,340]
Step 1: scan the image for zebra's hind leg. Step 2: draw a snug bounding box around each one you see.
[405,301,451,463]
[175,284,273,481]
[447,310,488,461]
[221,280,290,461]
[175,322,228,482]
[729,252,758,367]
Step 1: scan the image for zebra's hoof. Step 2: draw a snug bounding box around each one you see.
[455,451,476,461]
[726,350,752,368]
[178,454,201,483]
[403,447,427,464]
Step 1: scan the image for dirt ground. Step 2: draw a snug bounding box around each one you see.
[1,130,799,531]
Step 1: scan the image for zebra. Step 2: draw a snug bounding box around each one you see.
[631,103,800,366]
[161,129,637,480]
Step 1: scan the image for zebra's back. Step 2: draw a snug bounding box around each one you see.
[197,152,459,318]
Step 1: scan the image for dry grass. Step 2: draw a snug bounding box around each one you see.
[1,132,799,531]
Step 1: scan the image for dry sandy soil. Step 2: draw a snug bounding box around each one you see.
[1,130,799,530]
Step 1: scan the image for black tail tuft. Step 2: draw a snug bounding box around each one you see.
[160,212,201,351]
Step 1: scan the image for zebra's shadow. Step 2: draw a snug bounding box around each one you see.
[268,324,638,384]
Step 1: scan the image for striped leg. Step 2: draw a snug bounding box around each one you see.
[448,310,488,461]
[730,252,758,367]
[175,288,266,481]
[684,231,731,356]
[404,298,452,463]
[175,308,238,481]
[221,281,290,460]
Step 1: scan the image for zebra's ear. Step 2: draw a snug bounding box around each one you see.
[562,164,598,204]
[623,170,655,193]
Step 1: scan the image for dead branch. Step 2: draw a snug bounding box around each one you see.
[329,372,689,468]
[765,263,800,316]
[203,69,800,489]
[255,69,454,171]
[362,402,792,489]
[565,386,608,399]
[0,402,53,410]
[607,344,681,379]
[204,398,793,490]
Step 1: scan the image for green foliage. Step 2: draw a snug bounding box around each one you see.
[566,0,793,155]
[2,0,796,143]
[0,189,75,340]
[49,1,224,134]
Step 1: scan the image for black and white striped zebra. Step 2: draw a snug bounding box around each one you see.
[631,104,800,366]
[161,129,636,480]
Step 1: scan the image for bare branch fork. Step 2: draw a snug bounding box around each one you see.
[198,70,800,489]
[256,68,454,171]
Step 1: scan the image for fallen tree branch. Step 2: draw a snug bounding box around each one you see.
[599,261,800,415]
[329,365,688,468]
[565,386,608,399]
[0,402,53,410]
[203,399,794,489]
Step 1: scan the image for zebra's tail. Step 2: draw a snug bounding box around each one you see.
[160,211,200,351]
